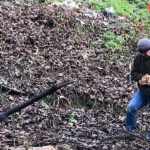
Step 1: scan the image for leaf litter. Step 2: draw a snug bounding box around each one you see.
[0,1,150,150]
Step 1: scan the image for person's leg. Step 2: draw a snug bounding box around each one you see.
[126,90,148,132]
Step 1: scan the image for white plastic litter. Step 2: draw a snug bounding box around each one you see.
[105,7,115,13]
[52,0,79,9]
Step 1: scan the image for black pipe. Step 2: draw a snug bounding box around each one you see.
[0,81,73,121]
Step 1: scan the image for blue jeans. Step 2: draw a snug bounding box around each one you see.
[126,90,150,132]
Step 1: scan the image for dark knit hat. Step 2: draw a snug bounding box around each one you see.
[137,38,150,53]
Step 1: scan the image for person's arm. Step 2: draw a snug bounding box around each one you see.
[131,55,144,82]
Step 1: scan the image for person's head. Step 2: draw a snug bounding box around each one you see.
[137,38,150,56]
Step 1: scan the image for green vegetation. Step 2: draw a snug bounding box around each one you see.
[41,99,48,104]
[69,117,77,124]
[88,0,150,26]
[69,111,77,124]
[0,76,7,85]
[106,41,119,49]
[40,99,51,107]
[74,0,82,3]
[104,0,135,16]
[91,41,102,49]
[8,115,13,120]
[0,98,5,104]
[30,0,150,27]
[88,0,103,11]
[101,31,124,50]
[29,0,149,66]
[17,115,23,120]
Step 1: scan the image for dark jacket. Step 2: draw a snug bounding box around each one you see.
[131,53,150,95]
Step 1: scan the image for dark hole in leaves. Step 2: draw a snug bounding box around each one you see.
[26,37,35,45]
[44,55,50,60]
[44,20,55,28]
[5,38,16,44]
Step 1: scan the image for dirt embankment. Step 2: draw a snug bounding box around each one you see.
[0,1,149,150]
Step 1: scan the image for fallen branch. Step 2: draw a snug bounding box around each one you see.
[0,81,73,121]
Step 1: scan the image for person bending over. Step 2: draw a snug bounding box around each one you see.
[126,38,150,137]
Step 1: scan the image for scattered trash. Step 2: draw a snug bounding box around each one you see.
[103,7,115,20]
[134,25,146,30]
[83,9,99,18]
[76,8,102,25]
[52,0,79,9]
[148,3,150,12]
[105,7,115,14]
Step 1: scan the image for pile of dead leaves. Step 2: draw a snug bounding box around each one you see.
[0,1,150,149]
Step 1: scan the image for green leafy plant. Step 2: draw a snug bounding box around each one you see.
[104,31,115,41]
[0,76,8,85]
[40,99,50,108]
[116,37,124,45]
[129,30,136,36]
[106,40,120,49]
[104,31,124,50]
[18,115,23,120]
[41,99,48,104]
[91,41,102,49]
[102,30,126,66]
[8,115,13,120]
[69,111,77,124]
[0,98,5,104]
[69,118,77,124]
